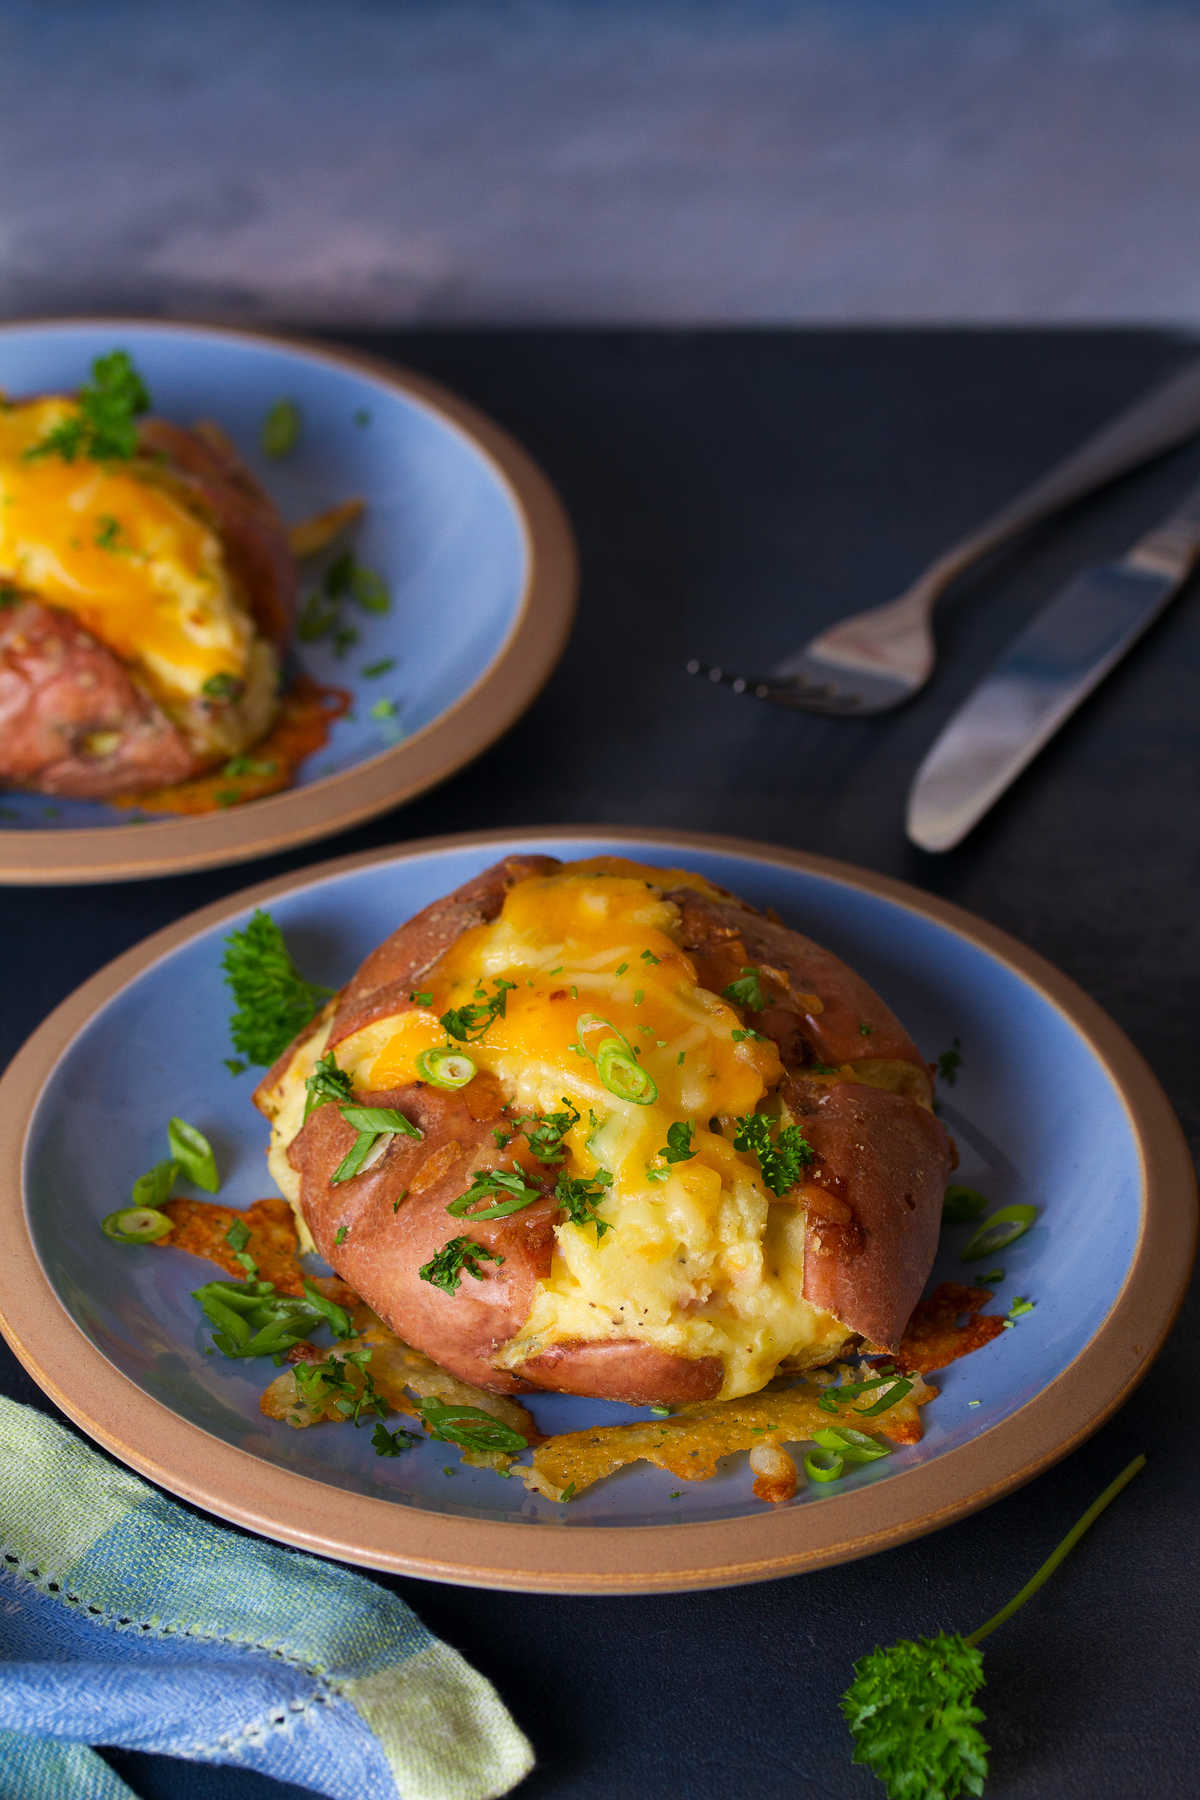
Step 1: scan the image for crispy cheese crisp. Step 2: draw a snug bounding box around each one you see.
[157,1196,306,1293]
[526,1366,932,1500]
[895,1282,1007,1376]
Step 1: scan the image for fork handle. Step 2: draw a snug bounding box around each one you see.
[907,356,1200,605]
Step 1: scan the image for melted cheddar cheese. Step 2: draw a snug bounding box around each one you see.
[325,861,850,1399]
[0,397,253,700]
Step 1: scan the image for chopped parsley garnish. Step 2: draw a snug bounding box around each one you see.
[858,1021,874,1037]
[369,697,397,721]
[416,1397,527,1456]
[440,977,515,1042]
[221,909,334,1068]
[446,1168,543,1220]
[732,1112,815,1196]
[731,1027,768,1044]
[554,1167,614,1236]
[640,949,661,965]
[410,990,433,1005]
[372,1421,419,1456]
[304,1050,355,1119]
[658,1120,695,1164]
[723,966,765,1011]
[362,657,396,678]
[25,350,150,464]
[93,513,124,551]
[941,1184,987,1224]
[261,398,301,459]
[938,1037,963,1085]
[419,1236,504,1294]
[1004,1295,1035,1328]
[293,1350,386,1425]
[614,962,629,976]
[334,1225,349,1246]
[515,1100,580,1163]
[201,671,243,701]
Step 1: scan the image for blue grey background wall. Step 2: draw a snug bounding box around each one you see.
[1,0,1196,324]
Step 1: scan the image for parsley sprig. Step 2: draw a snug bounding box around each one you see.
[723,966,765,1011]
[554,1167,614,1236]
[419,1236,504,1294]
[25,350,150,463]
[514,1099,580,1163]
[440,978,515,1043]
[732,1112,814,1196]
[222,910,333,1069]
[842,1455,1145,1799]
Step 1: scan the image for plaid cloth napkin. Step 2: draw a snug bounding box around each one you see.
[0,1397,533,1800]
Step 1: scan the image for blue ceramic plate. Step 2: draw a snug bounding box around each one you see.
[0,321,575,883]
[0,830,1193,1591]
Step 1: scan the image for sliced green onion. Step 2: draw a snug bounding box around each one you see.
[804,1448,844,1483]
[130,1160,178,1210]
[416,1047,476,1089]
[301,1278,355,1340]
[101,1206,172,1244]
[331,1132,383,1185]
[446,1169,542,1220]
[167,1117,219,1192]
[338,1105,422,1139]
[813,1426,891,1465]
[261,397,301,458]
[961,1203,1038,1262]
[597,1042,658,1105]
[942,1184,988,1224]
[851,1376,914,1417]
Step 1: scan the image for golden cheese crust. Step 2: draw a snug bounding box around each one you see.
[255,856,953,1405]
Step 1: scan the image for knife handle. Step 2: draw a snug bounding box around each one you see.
[916,357,1200,599]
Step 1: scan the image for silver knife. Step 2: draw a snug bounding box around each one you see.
[906,477,1200,851]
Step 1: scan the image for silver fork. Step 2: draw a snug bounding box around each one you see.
[687,358,1200,714]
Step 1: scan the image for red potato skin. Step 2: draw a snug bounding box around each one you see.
[1,416,296,799]
[668,883,951,1350]
[263,855,952,1399]
[667,885,928,1077]
[0,597,200,798]
[288,1073,559,1394]
[784,1077,949,1351]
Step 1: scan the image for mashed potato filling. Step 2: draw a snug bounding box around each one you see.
[0,397,254,702]
[329,861,851,1400]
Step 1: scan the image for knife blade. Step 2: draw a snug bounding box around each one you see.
[906,477,1200,852]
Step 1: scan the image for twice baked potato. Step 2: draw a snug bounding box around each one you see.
[256,856,953,1406]
[0,383,295,799]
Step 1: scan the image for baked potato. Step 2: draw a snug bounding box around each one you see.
[0,381,295,799]
[255,856,953,1406]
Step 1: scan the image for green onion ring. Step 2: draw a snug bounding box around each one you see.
[416,1047,476,1089]
[101,1206,172,1244]
[961,1203,1038,1262]
[804,1448,844,1483]
[596,1042,658,1105]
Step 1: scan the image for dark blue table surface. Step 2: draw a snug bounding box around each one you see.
[2,328,1197,1800]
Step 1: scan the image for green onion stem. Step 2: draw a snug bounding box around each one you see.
[965,1453,1146,1649]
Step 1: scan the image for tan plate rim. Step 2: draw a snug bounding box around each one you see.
[0,826,1194,1592]
[0,318,578,884]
